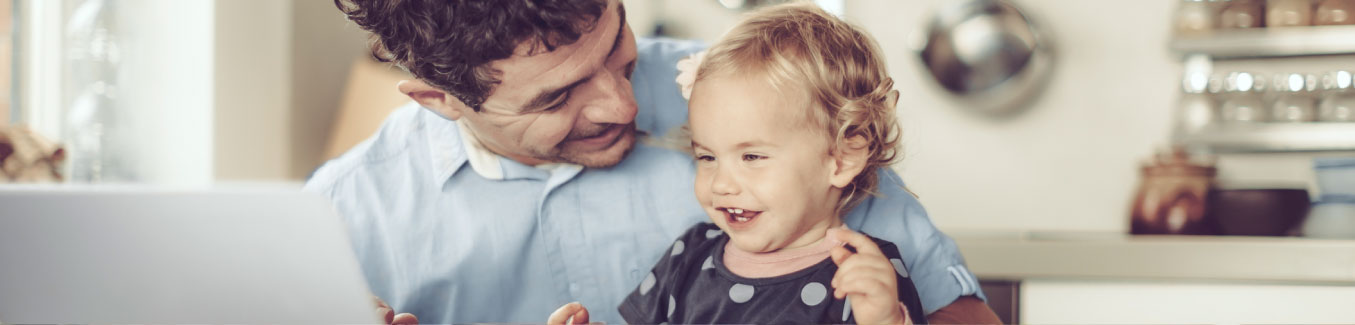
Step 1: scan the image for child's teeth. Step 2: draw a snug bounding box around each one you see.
[733,208,743,214]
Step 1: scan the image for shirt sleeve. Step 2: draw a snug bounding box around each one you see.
[845,168,985,315]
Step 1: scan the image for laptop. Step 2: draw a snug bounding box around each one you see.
[0,186,380,324]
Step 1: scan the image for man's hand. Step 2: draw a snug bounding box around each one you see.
[373,295,418,325]
[547,302,593,325]
[830,228,909,325]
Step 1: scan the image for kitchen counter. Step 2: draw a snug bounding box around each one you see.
[952,231,1355,285]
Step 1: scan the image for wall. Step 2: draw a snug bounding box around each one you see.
[289,0,368,179]
[211,0,367,181]
[214,0,292,181]
[849,0,1181,233]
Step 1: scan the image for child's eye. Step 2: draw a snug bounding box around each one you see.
[742,154,765,161]
[696,154,715,162]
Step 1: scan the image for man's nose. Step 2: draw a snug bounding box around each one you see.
[579,70,637,125]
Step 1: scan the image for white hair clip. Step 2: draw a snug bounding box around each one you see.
[674,50,707,101]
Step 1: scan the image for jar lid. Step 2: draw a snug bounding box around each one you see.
[1272,73,1317,93]
[1225,72,1266,93]
[1321,70,1353,91]
[1142,147,1217,176]
[1182,72,1210,94]
[1207,74,1225,94]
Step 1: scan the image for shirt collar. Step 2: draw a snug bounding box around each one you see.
[424,108,470,184]
[423,107,582,185]
[456,119,505,180]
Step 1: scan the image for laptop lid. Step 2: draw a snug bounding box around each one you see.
[0,187,379,324]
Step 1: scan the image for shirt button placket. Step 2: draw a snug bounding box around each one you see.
[537,188,573,303]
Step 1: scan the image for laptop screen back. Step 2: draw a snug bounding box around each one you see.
[0,188,379,324]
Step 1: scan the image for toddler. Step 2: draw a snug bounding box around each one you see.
[551,2,925,324]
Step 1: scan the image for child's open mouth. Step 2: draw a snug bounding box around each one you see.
[719,207,762,227]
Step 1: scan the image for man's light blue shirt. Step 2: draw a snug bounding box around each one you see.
[304,38,983,324]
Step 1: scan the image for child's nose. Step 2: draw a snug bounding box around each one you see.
[710,167,740,196]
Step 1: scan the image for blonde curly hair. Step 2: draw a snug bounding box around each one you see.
[693,1,902,216]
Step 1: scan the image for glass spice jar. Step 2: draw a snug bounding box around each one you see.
[1220,72,1268,123]
[1315,0,1355,25]
[1271,73,1318,122]
[1176,71,1216,135]
[1319,70,1355,122]
[1268,0,1314,27]
[1177,0,1217,35]
[1220,0,1267,28]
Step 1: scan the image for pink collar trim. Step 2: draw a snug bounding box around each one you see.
[722,227,845,278]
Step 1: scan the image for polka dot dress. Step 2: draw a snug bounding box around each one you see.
[618,223,929,324]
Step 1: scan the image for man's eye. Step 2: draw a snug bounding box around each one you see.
[743,154,764,161]
[544,101,567,112]
[541,93,572,112]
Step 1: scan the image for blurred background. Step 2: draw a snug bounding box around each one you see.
[5,0,1355,322]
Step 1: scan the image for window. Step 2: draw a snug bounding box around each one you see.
[0,0,12,126]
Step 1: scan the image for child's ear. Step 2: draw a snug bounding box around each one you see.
[397,79,470,120]
[829,135,870,188]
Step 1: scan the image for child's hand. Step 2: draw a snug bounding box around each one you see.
[372,295,419,325]
[830,228,910,325]
[547,302,593,325]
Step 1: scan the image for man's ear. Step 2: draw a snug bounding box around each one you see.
[397,79,470,120]
[829,135,870,188]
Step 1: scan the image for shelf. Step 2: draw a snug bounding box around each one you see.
[1171,25,1355,59]
[952,231,1355,284]
[1178,123,1355,153]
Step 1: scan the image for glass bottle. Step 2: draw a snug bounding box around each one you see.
[1319,70,1355,122]
[1271,73,1317,123]
[1176,71,1216,136]
[1220,72,1267,122]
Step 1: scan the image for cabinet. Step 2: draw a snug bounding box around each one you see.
[1022,280,1355,323]
[955,231,1355,323]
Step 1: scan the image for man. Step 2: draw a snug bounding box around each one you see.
[309,0,999,323]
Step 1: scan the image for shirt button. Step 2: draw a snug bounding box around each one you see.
[569,283,581,297]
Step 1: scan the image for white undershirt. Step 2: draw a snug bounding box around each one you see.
[456,119,580,179]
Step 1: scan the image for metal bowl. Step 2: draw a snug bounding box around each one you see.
[915,0,1052,117]
[714,0,790,10]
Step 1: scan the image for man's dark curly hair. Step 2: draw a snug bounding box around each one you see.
[335,0,609,111]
